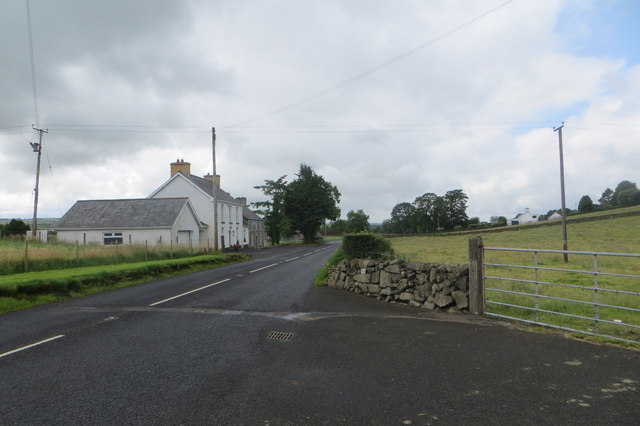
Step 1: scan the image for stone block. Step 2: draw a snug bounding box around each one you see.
[455,275,468,291]
[354,273,371,284]
[441,285,454,296]
[367,284,380,294]
[423,301,436,310]
[405,261,428,272]
[452,290,469,309]
[371,271,380,284]
[398,292,413,302]
[409,300,422,308]
[434,293,453,307]
[385,263,402,274]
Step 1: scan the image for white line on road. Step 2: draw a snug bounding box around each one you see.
[0,335,65,359]
[284,256,300,262]
[149,279,231,306]
[302,252,313,257]
[249,263,278,274]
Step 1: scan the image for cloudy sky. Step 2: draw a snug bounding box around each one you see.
[1,0,639,224]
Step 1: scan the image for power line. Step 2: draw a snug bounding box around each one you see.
[221,0,517,129]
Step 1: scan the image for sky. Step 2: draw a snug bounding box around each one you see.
[1,0,639,224]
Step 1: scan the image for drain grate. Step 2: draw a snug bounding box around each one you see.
[266,331,293,342]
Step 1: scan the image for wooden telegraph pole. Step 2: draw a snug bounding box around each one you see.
[212,127,219,251]
[30,125,47,238]
[554,122,569,263]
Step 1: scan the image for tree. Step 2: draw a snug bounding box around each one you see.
[444,189,469,230]
[599,188,613,208]
[578,195,594,213]
[3,219,30,237]
[617,187,640,207]
[253,176,289,245]
[284,164,341,243]
[490,216,507,227]
[612,180,638,207]
[345,209,370,233]
[413,192,438,233]
[389,202,417,233]
[328,219,346,234]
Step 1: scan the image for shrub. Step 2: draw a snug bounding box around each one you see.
[342,233,393,259]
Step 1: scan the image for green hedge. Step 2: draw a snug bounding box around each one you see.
[342,233,392,259]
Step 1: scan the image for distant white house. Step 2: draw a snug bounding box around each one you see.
[508,208,539,226]
[548,211,562,220]
[55,198,203,246]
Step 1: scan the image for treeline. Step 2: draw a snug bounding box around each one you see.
[576,180,640,213]
[376,189,472,234]
[0,219,31,239]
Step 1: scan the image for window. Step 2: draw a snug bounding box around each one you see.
[103,232,123,245]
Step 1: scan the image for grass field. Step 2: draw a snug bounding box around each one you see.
[389,212,640,345]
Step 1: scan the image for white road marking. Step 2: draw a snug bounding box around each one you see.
[284,256,300,262]
[302,252,313,257]
[149,278,231,306]
[0,335,65,359]
[249,263,278,274]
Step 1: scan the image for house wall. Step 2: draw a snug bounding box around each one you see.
[151,175,242,248]
[57,228,173,246]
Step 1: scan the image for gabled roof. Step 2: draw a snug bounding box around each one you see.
[149,172,241,204]
[243,206,262,221]
[55,198,202,229]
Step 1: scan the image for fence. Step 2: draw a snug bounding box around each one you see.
[468,237,640,345]
[0,239,217,275]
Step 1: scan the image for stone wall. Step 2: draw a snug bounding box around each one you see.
[326,258,469,312]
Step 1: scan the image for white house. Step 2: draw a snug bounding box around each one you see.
[508,208,539,226]
[55,198,203,246]
[149,160,265,249]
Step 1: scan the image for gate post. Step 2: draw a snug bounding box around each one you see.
[468,236,484,315]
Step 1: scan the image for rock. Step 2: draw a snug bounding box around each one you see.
[455,275,468,291]
[406,261,428,272]
[441,285,454,296]
[367,284,380,294]
[385,263,402,273]
[353,273,371,284]
[379,271,392,287]
[397,279,409,292]
[423,301,436,310]
[371,271,380,284]
[409,300,422,308]
[452,290,469,309]
[398,292,413,302]
[434,293,453,308]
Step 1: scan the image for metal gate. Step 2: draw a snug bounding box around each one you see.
[483,247,640,345]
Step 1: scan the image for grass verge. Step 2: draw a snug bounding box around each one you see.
[0,252,249,314]
[314,248,345,287]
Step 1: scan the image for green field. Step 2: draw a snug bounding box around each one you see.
[389,210,640,345]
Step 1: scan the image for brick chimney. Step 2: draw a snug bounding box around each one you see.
[170,159,191,177]
[203,173,221,187]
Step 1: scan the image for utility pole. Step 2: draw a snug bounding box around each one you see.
[211,127,219,251]
[30,125,47,239]
[554,122,569,263]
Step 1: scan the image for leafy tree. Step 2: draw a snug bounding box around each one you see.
[3,219,30,237]
[490,216,507,226]
[390,202,417,233]
[617,187,640,207]
[345,209,370,233]
[284,164,341,243]
[612,180,638,207]
[253,176,289,245]
[599,188,613,208]
[328,219,346,233]
[578,195,594,212]
[413,192,438,233]
[444,189,469,229]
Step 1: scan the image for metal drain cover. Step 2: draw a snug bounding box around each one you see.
[266,331,293,342]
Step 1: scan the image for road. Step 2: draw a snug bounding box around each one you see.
[1,241,639,425]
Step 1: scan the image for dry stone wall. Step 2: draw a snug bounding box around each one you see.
[326,259,469,312]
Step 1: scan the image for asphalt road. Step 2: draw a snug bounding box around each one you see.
[1,241,639,425]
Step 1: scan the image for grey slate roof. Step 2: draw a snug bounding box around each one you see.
[55,198,196,229]
[187,174,241,204]
[243,206,262,221]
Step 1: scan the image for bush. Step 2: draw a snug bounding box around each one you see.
[342,233,393,259]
